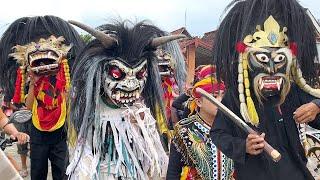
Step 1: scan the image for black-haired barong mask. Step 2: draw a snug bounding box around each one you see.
[237,16,295,126]
[241,16,292,99]
[66,20,186,179]
[236,16,320,126]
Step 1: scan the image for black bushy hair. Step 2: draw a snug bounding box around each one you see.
[70,20,165,135]
[0,15,85,99]
[213,0,319,98]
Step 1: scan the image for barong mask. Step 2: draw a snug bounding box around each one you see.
[156,48,176,77]
[0,16,84,132]
[102,59,147,106]
[156,38,186,92]
[68,20,185,108]
[67,20,186,143]
[9,35,73,107]
[156,39,186,135]
[0,16,84,105]
[156,41,186,135]
[236,16,320,126]
[10,35,72,75]
[237,16,293,105]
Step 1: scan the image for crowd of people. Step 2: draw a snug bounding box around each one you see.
[0,0,320,179]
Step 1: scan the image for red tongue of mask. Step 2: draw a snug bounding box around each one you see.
[263,83,278,90]
[261,77,281,91]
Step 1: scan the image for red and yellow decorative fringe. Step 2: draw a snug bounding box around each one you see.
[12,67,25,104]
[34,58,71,109]
[32,59,70,131]
[32,94,67,132]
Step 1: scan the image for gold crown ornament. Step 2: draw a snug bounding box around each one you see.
[243,16,288,48]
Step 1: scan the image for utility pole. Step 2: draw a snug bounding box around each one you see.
[184,9,187,28]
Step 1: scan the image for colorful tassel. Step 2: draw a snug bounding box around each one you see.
[12,67,25,103]
[242,56,260,126]
[246,97,259,126]
[188,100,197,116]
[236,42,247,53]
[180,166,189,180]
[155,104,171,138]
[289,42,298,56]
[62,59,71,91]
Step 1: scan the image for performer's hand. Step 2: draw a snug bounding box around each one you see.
[128,112,145,123]
[10,132,29,144]
[20,106,28,110]
[185,86,192,96]
[293,102,320,124]
[28,71,40,85]
[246,133,265,155]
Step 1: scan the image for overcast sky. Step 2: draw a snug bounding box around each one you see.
[0,0,319,36]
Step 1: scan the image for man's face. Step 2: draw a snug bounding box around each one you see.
[198,91,224,117]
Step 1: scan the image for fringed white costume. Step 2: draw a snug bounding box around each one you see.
[67,100,168,179]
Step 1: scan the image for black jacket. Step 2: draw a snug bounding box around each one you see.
[210,84,319,180]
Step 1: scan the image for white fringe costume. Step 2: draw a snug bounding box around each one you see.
[67,99,168,180]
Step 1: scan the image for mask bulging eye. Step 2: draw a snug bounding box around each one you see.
[255,53,269,63]
[109,66,124,80]
[274,54,286,63]
[136,67,146,79]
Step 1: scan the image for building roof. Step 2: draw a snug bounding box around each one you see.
[171,27,192,38]
[201,30,217,46]
[171,27,216,66]
[171,27,215,50]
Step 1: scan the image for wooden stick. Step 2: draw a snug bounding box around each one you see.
[196,88,281,162]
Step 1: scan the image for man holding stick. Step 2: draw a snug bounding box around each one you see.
[210,0,320,179]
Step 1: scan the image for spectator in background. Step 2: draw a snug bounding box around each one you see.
[171,65,214,126]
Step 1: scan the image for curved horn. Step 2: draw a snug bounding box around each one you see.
[68,20,117,48]
[151,34,186,47]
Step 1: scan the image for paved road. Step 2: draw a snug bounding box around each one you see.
[5,145,52,180]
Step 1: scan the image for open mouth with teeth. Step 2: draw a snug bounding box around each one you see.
[110,89,141,106]
[28,50,59,75]
[259,76,283,92]
[158,63,172,76]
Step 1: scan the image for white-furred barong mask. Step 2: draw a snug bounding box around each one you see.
[102,59,147,107]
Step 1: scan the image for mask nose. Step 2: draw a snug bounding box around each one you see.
[268,60,275,75]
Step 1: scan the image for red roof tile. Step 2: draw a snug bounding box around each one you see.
[201,30,216,46]
[171,27,192,38]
